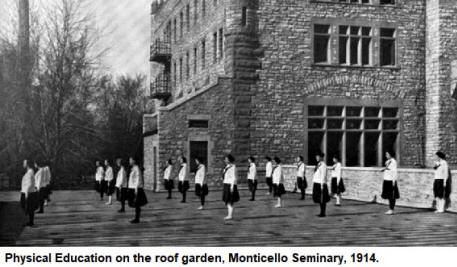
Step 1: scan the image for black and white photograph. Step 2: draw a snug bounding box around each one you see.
[1,0,457,248]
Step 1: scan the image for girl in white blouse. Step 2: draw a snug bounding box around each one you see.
[330,155,345,206]
[178,156,189,203]
[163,159,174,200]
[433,151,449,213]
[194,157,208,210]
[272,157,286,208]
[247,157,257,201]
[21,160,37,226]
[295,156,307,200]
[265,156,273,195]
[104,159,115,205]
[312,151,330,217]
[95,161,105,201]
[222,154,239,220]
[128,157,148,224]
[115,158,128,213]
[380,151,400,215]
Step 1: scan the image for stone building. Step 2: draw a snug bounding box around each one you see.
[143,0,457,190]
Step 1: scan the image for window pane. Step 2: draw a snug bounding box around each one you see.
[382,133,398,161]
[350,37,359,65]
[328,119,343,129]
[308,132,325,165]
[308,119,325,129]
[347,106,362,117]
[380,38,395,66]
[315,24,330,34]
[339,25,348,34]
[365,107,380,117]
[328,106,343,116]
[308,106,325,116]
[350,26,360,35]
[362,27,371,36]
[346,132,361,166]
[382,120,398,130]
[380,28,395,37]
[347,119,362,129]
[189,120,209,128]
[365,119,380,129]
[365,133,380,167]
[189,141,208,173]
[327,132,343,166]
[339,36,348,64]
[314,36,329,63]
[362,38,371,65]
[383,107,398,118]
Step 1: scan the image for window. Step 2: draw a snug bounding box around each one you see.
[218,28,224,60]
[189,141,208,173]
[173,18,177,43]
[314,24,331,64]
[202,0,206,19]
[180,11,184,39]
[307,104,399,166]
[179,57,183,84]
[380,28,396,66]
[194,0,198,25]
[241,7,247,26]
[213,32,218,63]
[193,47,198,75]
[173,60,177,87]
[189,120,209,128]
[186,4,190,32]
[380,0,395,4]
[201,39,206,69]
[186,51,190,80]
[339,26,372,66]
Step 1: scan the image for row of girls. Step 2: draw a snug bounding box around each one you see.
[94,157,148,224]
[162,150,452,220]
[20,159,52,227]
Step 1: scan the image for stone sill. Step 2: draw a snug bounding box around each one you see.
[312,64,401,71]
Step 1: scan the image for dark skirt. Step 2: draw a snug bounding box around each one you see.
[42,185,52,198]
[312,183,331,204]
[20,192,39,214]
[38,188,47,202]
[178,181,190,193]
[265,177,273,187]
[116,188,128,202]
[248,179,258,192]
[127,188,148,208]
[195,184,209,197]
[273,183,286,197]
[297,177,308,190]
[95,181,107,193]
[445,176,452,199]
[434,179,445,199]
[381,180,400,200]
[222,184,240,205]
[331,177,346,194]
[164,179,175,190]
[106,180,116,196]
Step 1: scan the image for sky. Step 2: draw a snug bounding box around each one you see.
[0,0,152,76]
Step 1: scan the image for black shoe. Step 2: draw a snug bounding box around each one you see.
[317,214,326,217]
[130,219,140,224]
[167,196,172,199]
[180,200,186,203]
[118,209,125,213]
[249,198,255,201]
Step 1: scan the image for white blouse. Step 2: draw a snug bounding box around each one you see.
[105,166,114,182]
[34,168,45,189]
[265,161,273,177]
[434,160,449,180]
[331,162,342,180]
[163,165,172,180]
[178,163,188,182]
[313,162,328,184]
[21,169,36,194]
[128,165,144,189]
[223,164,237,185]
[247,163,257,180]
[95,166,104,181]
[296,162,306,178]
[43,166,51,186]
[383,159,398,181]
[195,164,206,185]
[115,167,127,188]
[272,165,284,185]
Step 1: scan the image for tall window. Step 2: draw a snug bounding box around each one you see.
[179,57,183,84]
[194,0,198,25]
[189,141,208,173]
[307,103,400,167]
[241,7,247,26]
[202,0,206,19]
[213,32,218,63]
[380,28,396,66]
[186,51,190,80]
[339,26,372,66]
[173,18,177,43]
[193,47,198,75]
[180,11,184,39]
[314,24,331,64]
[218,28,224,60]
[201,39,206,69]
[186,4,190,32]
[173,60,177,87]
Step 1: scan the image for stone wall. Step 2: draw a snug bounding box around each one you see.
[250,0,427,167]
[281,165,457,213]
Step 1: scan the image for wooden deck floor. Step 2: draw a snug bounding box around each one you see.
[1,189,457,246]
